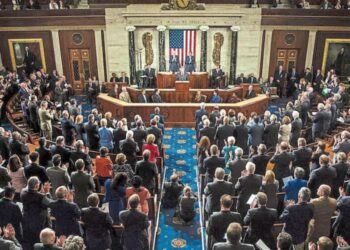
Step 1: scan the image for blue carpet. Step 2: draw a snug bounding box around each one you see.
[156,128,204,250]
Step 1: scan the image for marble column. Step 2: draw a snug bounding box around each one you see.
[305,31,316,69]
[51,30,63,75]
[126,26,136,85]
[94,29,106,82]
[199,25,209,72]
[229,26,240,85]
[157,25,166,72]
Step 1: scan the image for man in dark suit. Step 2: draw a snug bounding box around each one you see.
[314,69,323,92]
[202,145,225,182]
[113,121,127,153]
[81,193,114,250]
[138,89,148,103]
[60,110,76,146]
[10,132,30,164]
[85,79,98,104]
[311,103,326,141]
[204,168,234,216]
[333,131,350,155]
[118,71,130,85]
[228,148,247,187]
[246,73,258,84]
[213,223,254,250]
[135,150,158,195]
[236,73,247,85]
[185,51,195,73]
[28,95,40,133]
[215,117,234,152]
[199,119,215,144]
[151,89,162,103]
[176,66,189,81]
[50,136,70,166]
[24,151,49,185]
[109,72,118,82]
[84,114,100,151]
[248,117,264,148]
[0,128,10,162]
[212,65,225,88]
[70,140,92,174]
[274,65,286,97]
[0,187,23,241]
[290,111,302,147]
[234,116,249,155]
[144,64,156,88]
[320,0,334,9]
[292,138,312,179]
[132,120,147,151]
[264,115,280,150]
[287,67,299,97]
[207,195,243,250]
[150,107,165,124]
[336,188,350,244]
[119,131,139,170]
[332,152,350,197]
[235,162,263,217]
[249,144,270,176]
[162,173,184,208]
[49,186,81,237]
[308,155,337,198]
[270,142,295,190]
[243,192,278,250]
[169,50,180,73]
[119,194,150,250]
[280,187,314,250]
[71,160,95,208]
[195,103,209,129]
[147,119,163,147]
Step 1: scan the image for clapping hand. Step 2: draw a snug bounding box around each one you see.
[339,187,346,197]
[336,236,349,248]
[56,235,66,247]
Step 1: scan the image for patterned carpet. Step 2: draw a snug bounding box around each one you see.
[155,127,204,250]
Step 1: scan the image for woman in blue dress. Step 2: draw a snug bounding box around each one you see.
[222,136,238,165]
[104,172,127,224]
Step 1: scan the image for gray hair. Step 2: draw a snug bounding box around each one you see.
[215,167,225,180]
[292,111,299,119]
[235,147,243,157]
[246,162,255,174]
[126,130,134,139]
[28,176,40,190]
[298,187,311,202]
[294,167,305,179]
[63,236,85,250]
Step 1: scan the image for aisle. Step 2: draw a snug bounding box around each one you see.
[155,128,204,250]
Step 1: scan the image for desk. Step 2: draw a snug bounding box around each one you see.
[156,72,209,89]
[97,93,269,127]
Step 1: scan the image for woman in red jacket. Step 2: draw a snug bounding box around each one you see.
[142,134,160,163]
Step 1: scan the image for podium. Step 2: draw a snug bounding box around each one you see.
[188,72,209,89]
[157,72,176,89]
[175,81,190,102]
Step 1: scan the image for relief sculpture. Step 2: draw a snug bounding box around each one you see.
[212,32,224,66]
[142,32,154,66]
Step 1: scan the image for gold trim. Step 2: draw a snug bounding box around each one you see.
[8,38,47,72]
[321,38,350,76]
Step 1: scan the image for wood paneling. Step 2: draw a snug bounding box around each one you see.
[313,31,350,73]
[88,0,273,5]
[0,9,105,27]
[97,93,269,127]
[0,31,55,73]
[269,30,309,77]
[59,30,98,93]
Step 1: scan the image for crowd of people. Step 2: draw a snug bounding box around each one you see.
[0,0,72,10]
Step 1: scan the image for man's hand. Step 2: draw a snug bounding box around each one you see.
[4,224,15,239]
[339,187,346,197]
[56,235,66,247]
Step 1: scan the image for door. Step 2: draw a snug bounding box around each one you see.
[69,49,91,93]
[276,49,298,72]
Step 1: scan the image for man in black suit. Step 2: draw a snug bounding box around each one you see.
[308,154,337,198]
[113,121,127,154]
[215,117,234,152]
[60,110,76,146]
[147,119,163,148]
[150,107,165,124]
[248,116,264,148]
[234,116,249,155]
[50,136,70,166]
[0,187,23,241]
[290,111,302,147]
[235,162,262,217]
[314,69,323,92]
[228,148,247,187]
[274,65,286,98]
[243,192,278,250]
[85,79,98,104]
[311,103,326,141]
[84,114,100,151]
[0,128,10,162]
[162,174,183,208]
[135,150,158,195]
[24,152,49,184]
[263,115,280,150]
[28,95,40,133]
[292,138,312,179]
[207,195,243,250]
[212,65,225,88]
[287,67,299,98]
[332,152,350,197]
[138,89,148,103]
[119,194,150,250]
[10,132,30,164]
[119,131,139,170]
[236,73,247,85]
[70,140,92,174]
[280,187,314,250]
[118,71,130,85]
[199,119,215,144]
[333,131,350,155]
[300,95,311,127]
[132,120,147,152]
[249,144,270,176]
[144,64,156,88]
[204,168,234,216]
[270,142,295,190]
[213,223,254,250]
[81,193,114,250]
[109,72,118,82]
[202,145,225,182]
[195,103,209,129]
[49,186,81,237]
[246,73,258,84]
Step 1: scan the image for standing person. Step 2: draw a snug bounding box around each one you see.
[125,176,151,215]
[274,65,286,98]
[215,116,235,152]
[142,134,160,163]
[179,186,197,225]
[46,154,70,199]
[290,111,302,147]
[38,101,55,140]
[162,173,184,209]
[95,147,113,189]
[135,150,158,195]
[98,118,114,152]
[7,155,26,201]
[222,136,238,165]
[120,130,139,170]
[84,114,100,151]
[282,167,308,203]
[261,170,279,209]
[249,144,270,176]
[185,51,196,73]
[81,193,114,250]
[292,138,312,180]
[169,50,180,73]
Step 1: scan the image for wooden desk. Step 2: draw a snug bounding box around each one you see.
[97,93,269,127]
[157,72,209,89]
[157,72,176,89]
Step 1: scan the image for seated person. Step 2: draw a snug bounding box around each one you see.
[209,89,222,103]
[49,0,59,9]
[247,73,258,84]
[236,73,247,85]
[162,173,184,208]
[193,90,207,103]
[179,186,197,225]
[108,84,119,98]
[110,72,119,83]
[143,64,156,88]
[227,92,241,103]
[297,0,310,8]
[151,89,162,103]
[119,87,132,103]
[176,67,189,81]
[138,89,148,103]
[211,65,225,89]
[26,0,40,9]
[320,0,334,8]
[118,72,130,85]
[245,85,257,99]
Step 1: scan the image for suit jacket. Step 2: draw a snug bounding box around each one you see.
[119,208,150,250]
[249,154,270,176]
[46,166,70,198]
[213,242,254,250]
[81,207,114,249]
[0,238,22,250]
[320,1,334,8]
[245,90,257,99]
[38,108,53,131]
[264,122,280,149]
[36,146,52,168]
[132,127,147,150]
[292,147,312,178]
[50,145,70,164]
[24,163,49,184]
[244,206,278,250]
[119,139,139,167]
[28,101,38,122]
[137,94,148,103]
[60,117,76,140]
[135,159,158,193]
[247,76,258,84]
[71,171,95,207]
[208,210,242,249]
[34,243,62,250]
[146,126,162,146]
[0,198,23,240]
[10,139,29,163]
[228,158,248,186]
[49,199,81,237]
[280,202,314,244]
[290,118,302,147]
[113,128,127,153]
[176,72,189,81]
[235,174,262,215]
[215,124,235,151]
[248,123,264,147]
[0,136,10,160]
[212,69,225,84]
[169,55,180,73]
[270,151,295,183]
[234,125,249,154]
[333,139,350,155]
[118,76,130,85]
[195,108,209,127]
[312,111,326,137]
[308,166,337,197]
[236,77,247,85]
[203,156,225,182]
[162,182,183,208]
[185,56,195,72]
[204,180,234,215]
[336,196,350,236]
[151,94,162,103]
[332,161,350,196]
[199,127,216,144]
[70,150,92,173]
[84,122,100,150]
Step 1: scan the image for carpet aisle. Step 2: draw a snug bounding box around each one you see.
[155,127,204,250]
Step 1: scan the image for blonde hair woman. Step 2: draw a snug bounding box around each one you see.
[74,114,86,143]
[279,116,291,143]
[142,134,160,163]
[261,170,279,209]
[222,136,238,165]
[113,153,134,186]
[104,112,115,128]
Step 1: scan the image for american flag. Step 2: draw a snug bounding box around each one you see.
[169,29,196,66]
